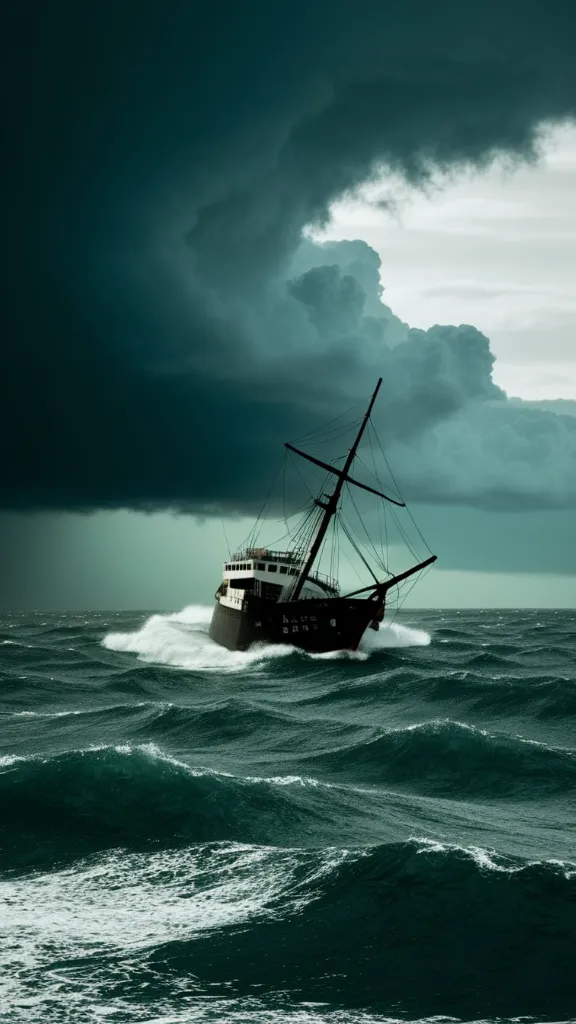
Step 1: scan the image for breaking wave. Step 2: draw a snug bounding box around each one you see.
[0,744,331,869]
[101,605,430,671]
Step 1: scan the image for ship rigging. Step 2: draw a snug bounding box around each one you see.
[209,378,436,653]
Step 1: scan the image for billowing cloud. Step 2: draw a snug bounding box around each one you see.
[388,396,576,509]
[3,1,576,514]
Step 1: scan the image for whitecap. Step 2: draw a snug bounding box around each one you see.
[102,605,430,673]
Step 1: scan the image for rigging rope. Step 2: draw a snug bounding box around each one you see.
[234,392,434,617]
[369,420,433,556]
[345,485,389,572]
[339,516,381,584]
[288,400,364,444]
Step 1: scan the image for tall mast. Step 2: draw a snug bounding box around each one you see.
[287,378,382,601]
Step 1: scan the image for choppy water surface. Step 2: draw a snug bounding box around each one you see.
[1,607,575,1023]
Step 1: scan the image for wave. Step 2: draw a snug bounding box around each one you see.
[293,664,576,724]
[101,605,430,671]
[308,718,576,798]
[2,717,574,875]
[135,700,362,763]
[4,701,161,721]
[431,670,576,720]
[3,787,574,1019]
[0,744,373,870]
[387,667,576,722]
[466,650,521,669]
[2,696,360,766]
[1,841,349,956]
[7,834,574,1020]
[142,838,576,1019]
[3,729,574,878]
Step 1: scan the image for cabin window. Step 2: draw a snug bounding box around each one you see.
[257,562,265,570]
[280,566,287,574]
[268,564,277,572]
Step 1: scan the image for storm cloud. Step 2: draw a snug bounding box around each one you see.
[3,0,576,514]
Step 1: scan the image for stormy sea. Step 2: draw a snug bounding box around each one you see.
[1,607,575,1024]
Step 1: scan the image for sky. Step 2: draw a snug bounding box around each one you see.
[315,124,576,402]
[1,1,575,610]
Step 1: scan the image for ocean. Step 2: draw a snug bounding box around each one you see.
[1,606,575,1024]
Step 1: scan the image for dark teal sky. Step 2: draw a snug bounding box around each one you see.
[1,1,575,609]
[2,505,574,610]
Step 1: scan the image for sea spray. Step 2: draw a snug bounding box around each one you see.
[102,604,431,670]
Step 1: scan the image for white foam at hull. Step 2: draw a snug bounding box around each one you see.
[102,605,431,671]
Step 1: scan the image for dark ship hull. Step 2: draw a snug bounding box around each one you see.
[209,594,385,653]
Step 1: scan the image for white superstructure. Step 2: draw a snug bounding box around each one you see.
[215,548,338,611]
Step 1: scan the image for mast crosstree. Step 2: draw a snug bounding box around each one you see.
[285,377,436,602]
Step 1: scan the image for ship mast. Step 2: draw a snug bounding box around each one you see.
[286,378,384,602]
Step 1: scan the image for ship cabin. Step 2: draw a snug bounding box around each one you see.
[215,548,339,610]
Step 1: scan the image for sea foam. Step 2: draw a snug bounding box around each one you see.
[102,604,430,671]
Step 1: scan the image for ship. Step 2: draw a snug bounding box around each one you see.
[209,378,436,653]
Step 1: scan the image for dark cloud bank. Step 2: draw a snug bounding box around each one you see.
[3,0,576,515]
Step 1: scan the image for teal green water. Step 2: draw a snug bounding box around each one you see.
[1,607,575,1023]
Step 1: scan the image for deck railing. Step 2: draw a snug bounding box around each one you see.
[231,548,339,593]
